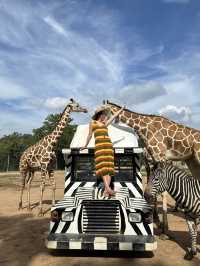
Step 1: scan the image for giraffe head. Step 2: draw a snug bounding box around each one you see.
[67,98,88,113]
[103,100,121,115]
[49,99,88,142]
[103,100,126,123]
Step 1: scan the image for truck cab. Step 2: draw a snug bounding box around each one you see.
[46,123,157,251]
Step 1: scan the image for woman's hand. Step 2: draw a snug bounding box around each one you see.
[105,105,125,126]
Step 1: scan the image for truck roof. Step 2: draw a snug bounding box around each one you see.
[70,123,140,149]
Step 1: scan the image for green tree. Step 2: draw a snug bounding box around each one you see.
[0,113,77,171]
[0,132,34,171]
[32,114,77,169]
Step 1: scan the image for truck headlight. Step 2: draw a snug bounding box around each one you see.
[61,211,74,222]
[129,212,142,223]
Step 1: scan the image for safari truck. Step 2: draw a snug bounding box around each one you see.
[46,123,157,252]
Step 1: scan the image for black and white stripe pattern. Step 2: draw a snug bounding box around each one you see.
[151,163,200,259]
[63,150,144,198]
[64,153,73,194]
[50,185,154,238]
[52,186,151,211]
[46,234,157,251]
[62,147,143,155]
[135,152,144,197]
[46,148,157,251]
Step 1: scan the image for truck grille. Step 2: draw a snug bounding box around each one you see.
[82,200,120,234]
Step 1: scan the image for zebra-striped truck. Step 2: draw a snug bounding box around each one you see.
[46,123,157,252]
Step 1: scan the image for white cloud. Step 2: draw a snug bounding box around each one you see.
[0,0,199,135]
[44,97,68,110]
[0,109,43,137]
[0,77,29,100]
[44,16,68,37]
[159,105,192,122]
[0,4,125,100]
[118,81,167,106]
[129,44,165,65]
[154,50,200,108]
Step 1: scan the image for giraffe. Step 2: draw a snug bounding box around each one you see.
[18,99,87,215]
[104,100,200,237]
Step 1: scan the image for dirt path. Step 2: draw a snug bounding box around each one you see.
[0,171,199,266]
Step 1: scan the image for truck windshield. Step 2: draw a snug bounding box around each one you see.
[72,154,137,182]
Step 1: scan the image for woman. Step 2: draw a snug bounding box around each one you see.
[81,105,124,196]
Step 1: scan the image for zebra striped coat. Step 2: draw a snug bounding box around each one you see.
[148,163,200,260]
[153,164,200,216]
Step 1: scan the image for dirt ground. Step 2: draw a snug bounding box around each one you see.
[0,171,199,266]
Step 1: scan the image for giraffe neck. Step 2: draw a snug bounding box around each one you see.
[109,104,156,157]
[112,106,150,133]
[49,106,71,146]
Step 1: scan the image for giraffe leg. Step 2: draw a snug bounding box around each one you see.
[18,170,27,210]
[184,216,197,260]
[48,170,56,206]
[27,171,34,211]
[153,196,161,226]
[159,192,170,240]
[38,169,46,216]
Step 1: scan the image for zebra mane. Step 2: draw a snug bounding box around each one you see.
[166,163,192,179]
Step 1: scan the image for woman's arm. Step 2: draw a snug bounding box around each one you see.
[80,121,93,150]
[105,106,125,127]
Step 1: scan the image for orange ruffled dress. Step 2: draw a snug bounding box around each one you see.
[92,121,115,177]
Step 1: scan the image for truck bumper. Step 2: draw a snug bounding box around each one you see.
[46,233,157,251]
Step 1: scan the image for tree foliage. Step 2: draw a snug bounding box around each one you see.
[0,114,77,171]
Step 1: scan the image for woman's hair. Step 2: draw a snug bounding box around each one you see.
[94,110,107,121]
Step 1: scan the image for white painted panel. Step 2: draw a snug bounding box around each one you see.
[94,237,107,250]
[119,242,132,250]
[69,123,139,149]
[126,182,142,198]
[65,182,82,196]
[69,241,81,249]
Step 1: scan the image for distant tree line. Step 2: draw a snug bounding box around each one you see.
[0,114,77,172]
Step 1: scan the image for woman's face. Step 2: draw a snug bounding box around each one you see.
[98,113,107,122]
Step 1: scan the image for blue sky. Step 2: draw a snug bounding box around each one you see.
[1,0,200,136]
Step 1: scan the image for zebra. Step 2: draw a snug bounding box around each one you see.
[144,162,200,260]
